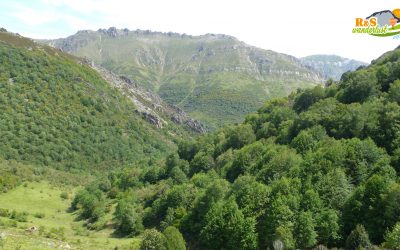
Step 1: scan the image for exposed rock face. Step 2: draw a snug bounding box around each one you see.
[98,27,118,38]
[141,112,164,128]
[89,61,205,133]
[185,119,206,133]
[171,106,206,133]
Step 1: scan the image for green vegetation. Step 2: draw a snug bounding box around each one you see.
[2,28,400,249]
[66,46,400,249]
[0,32,179,172]
[0,182,138,249]
[0,31,192,249]
[383,222,400,249]
[163,226,186,250]
[42,28,322,129]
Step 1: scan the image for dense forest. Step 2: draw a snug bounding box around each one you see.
[69,46,400,249]
[0,34,186,173]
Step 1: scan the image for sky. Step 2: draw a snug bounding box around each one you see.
[0,0,400,62]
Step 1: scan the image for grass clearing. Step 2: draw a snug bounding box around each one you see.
[0,182,139,249]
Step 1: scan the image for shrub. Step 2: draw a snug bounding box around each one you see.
[345,225,371,250]
[140,229,167,250]
[384,222,400,250]
[46,227,66,241]
[114,199,144,236]
[163,226,186,250]
[34,212,45,219]
[9,210,28,222]
[0,208,10,217]
[60,191,69,200]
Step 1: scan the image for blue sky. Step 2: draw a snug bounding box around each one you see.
[1,0,400,62]
[0,0,105,38]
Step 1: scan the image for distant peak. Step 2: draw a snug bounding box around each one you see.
[72,27,239,41]
[97,27,120,37]
[301,54,367,64]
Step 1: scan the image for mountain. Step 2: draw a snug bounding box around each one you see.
[301,54,368,80]
[40,27,324,129]
[0,29,188,171]
[2,24,400,249]
[69,45,400,249]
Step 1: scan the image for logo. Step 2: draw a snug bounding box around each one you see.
[353,9,400,37]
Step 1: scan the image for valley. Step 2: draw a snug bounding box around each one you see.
[1,25,399,250]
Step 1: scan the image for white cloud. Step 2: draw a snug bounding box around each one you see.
[10,4,59,26]
[4,0,400,61]
[40,0,103,13]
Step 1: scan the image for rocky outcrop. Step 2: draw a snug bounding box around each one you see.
[88,61,205,133]
[171,106,206,133]
[98,27,118,38]
[185,119,206,133]
[141,112,164,128]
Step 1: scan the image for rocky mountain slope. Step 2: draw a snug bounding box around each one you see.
[89,61,205,133]
[301,54,368,80]
[40,27,324,129]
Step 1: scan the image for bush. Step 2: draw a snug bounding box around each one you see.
[0,173,20,193]
[346,225,371,250]
[60,191,69,200]
[0,208,10,217]
[9,210,28,222]
[163,226,186,250]
[34,212,45,219]
[46,227,66,241]
[114,199,144,236]
[384,222,400,250]
[140,229,167,250]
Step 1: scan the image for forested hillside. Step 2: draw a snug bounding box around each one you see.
[0,31,181,172]
[70,46,400,249]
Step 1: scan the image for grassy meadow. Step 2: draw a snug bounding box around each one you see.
[0,182,139,250]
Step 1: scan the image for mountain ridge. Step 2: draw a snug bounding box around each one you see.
[301,54,368,80]
[39,27,324,129]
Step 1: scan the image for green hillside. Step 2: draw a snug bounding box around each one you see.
[65,46,400,249]
[41,28,323,129]
[3,26,400,249]
[0,31,180,172]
